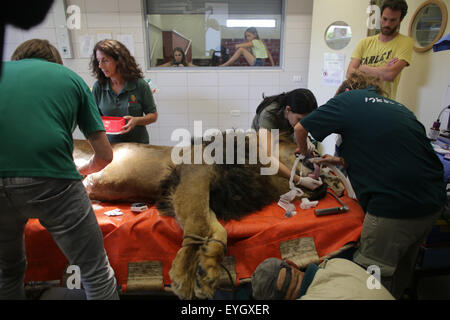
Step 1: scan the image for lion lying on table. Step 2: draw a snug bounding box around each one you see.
[73,132,344,299]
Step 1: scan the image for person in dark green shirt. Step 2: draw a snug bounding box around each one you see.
[90,39,158,144]
[294,71,446,299]
[0,39,118,299]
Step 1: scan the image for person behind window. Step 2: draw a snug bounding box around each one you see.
[0,39,118,300]
[90,39,158,144]
[220,27,275,67]
[158,47,196,67]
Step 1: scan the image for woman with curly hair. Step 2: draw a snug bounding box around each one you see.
[325,71,387,168]
[91,39,158,144]
[335,70,386,97]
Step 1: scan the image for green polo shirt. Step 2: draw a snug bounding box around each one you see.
[0,58,104,180]
[300,87,446,218]
[92,78,157,144]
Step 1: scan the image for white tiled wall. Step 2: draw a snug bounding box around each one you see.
[3,0,313,146]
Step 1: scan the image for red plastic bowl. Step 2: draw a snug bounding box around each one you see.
[101,116,125,133]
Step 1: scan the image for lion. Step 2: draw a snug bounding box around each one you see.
[73,131,344,299]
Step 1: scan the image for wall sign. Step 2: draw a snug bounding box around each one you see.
[322,52,345,87]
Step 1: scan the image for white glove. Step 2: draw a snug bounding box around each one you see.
[296,176,323,190]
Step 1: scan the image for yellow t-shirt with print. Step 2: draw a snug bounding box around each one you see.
[251,39,268,59]
[351,33,413,99]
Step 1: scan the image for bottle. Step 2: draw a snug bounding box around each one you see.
[429,120,440,141]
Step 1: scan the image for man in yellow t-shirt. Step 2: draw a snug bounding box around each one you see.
[347,0,413,99]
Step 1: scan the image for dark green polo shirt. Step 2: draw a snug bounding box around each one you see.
[0,59,104,180]
[92,78,157,144]
[300,87,446,218]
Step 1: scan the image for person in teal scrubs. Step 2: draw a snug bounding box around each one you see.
[295,71,446,299]
[91,39,158,144]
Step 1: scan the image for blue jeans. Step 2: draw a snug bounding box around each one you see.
[253,58,264,66]
[0,177,119,300]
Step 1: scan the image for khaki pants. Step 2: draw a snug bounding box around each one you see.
[353,208,443,299]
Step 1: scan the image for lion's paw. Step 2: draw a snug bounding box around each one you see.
[193,243,224,299]
[169,247,198,299]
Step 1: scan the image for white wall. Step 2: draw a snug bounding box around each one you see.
[308,0,450,153]
[397,0,450,131]
[307,0,370,154]
[308,0,368,106]
[2,0,313,146]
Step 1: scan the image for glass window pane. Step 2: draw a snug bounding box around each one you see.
[145,0,283,68]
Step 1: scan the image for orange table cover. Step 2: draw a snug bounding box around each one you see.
[24,194,364,289]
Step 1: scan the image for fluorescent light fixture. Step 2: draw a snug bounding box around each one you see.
[226,19,276,28]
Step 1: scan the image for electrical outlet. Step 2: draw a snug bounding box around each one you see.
[293,75,302,83]
[230,110,241,117]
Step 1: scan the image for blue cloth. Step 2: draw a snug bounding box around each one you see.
[297,263,319,298]
[253,58,264,66]
[433,138,450,182]
[433,34,450,52]
[435,152,450,182]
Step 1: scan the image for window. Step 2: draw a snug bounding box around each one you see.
[143,0,284,68]
[408,0,448,53]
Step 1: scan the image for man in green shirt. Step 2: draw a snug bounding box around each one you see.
[0,39,118,300]
[293,71,446,299]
